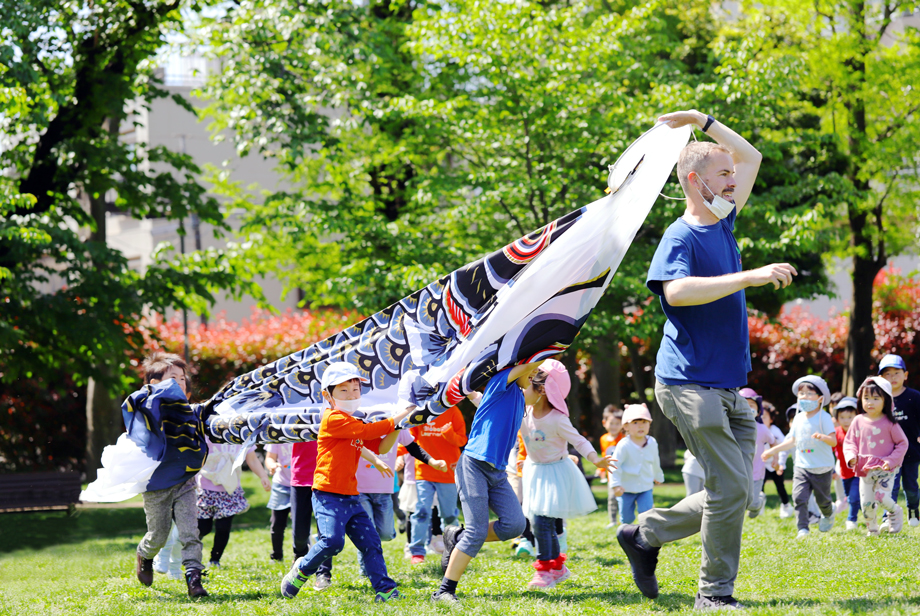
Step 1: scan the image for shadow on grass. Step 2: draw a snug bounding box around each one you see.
[0,484,272,554]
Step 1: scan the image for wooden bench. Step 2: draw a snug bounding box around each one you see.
[0,471,82,515]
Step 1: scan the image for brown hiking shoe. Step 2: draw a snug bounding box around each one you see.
[136,552,154,587]
[185,568,209,598]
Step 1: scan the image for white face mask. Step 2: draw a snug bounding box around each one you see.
[332,397,361,413]
[695,176,735,219]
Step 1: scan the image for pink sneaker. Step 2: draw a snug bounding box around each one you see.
[551,564,571,584]
[527,569,556,590]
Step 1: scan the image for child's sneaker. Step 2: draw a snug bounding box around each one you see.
[866,516,880,536]
[779,503,794,519]
[796,528,810,539]
[845,520,858,531]
[375,588,400,602]
[818,515,834,532]
[527,569,556,590]
[136,552,154,587]
[515,538,536,557]
[888,506,904,534]
[909,508,920,527]
[605,522,618,529]
[879,517,890,531]
[430,534,445,554]
[431,590,459,602]
[549,554,571,584]
[410,555,425,565]
[313,572,332,591]
[185,568,208,598]
[280,561,309,598]
[834,499,847,515]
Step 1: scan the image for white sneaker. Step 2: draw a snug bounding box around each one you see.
[796,528,810,539]
[909,508,919,527]
[605,522,618,530]
[818,515,834,532]
[779,503,794,519]
[515,538,536,557]
[888,506,904,534]
[430,535,445,554]
[879,518,890,531]
[845,520,858,531]
[835,500,847,515]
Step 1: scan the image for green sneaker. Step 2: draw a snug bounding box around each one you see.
[375,588,401,602]
[280,561,310,598]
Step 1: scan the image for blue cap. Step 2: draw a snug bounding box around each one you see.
[320,362,369,391]
[878,354,907,374]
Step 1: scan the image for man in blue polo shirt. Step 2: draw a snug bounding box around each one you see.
[616,110,798,610]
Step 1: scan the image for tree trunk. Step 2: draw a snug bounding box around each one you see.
[843,253,883,394]
[590,338,620,437]
[84,376,123,481]
[626,342,676,467]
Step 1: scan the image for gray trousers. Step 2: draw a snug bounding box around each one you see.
[792,467,833,530]
[638,381,756,597]
[137,477,203,571]
[607,480,620,524]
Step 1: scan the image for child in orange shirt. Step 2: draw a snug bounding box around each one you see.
[407,405,467,563]
[280,363,415,602]
[600,405,624,528]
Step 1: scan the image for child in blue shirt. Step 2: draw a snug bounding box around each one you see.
[433,362,539,602]
[762,375,837,538]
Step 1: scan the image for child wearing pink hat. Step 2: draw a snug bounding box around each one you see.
[610,404,665,527]
[517,359,614,590]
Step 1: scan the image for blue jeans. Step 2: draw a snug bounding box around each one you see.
[618,489,654,525]
[356,492,395,576]
[532,515,561,561]
[892,457,920,510]
[455,455,526,558]
[408,481,459,557]
[842,477,861,522]
[295,490,396,594]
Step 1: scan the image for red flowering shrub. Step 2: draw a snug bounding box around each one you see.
[748,265,920,410]
[137,307,362,399]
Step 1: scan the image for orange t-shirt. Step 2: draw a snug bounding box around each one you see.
[600,432,624,457]
[598,432,624,477]
[312,409,395,495]
[410,406,468,483]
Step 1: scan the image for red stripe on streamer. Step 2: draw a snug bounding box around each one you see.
[445,368,466,406]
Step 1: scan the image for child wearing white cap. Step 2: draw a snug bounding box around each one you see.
[843,376,909,535]
[761,375,837,538]
[516,359,615,590]
[610,404,665,527]
[280,362,415,602]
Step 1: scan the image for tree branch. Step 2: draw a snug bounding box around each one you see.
[875,102,920,143]
[498,198,527,236]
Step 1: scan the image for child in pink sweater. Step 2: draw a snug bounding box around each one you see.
[843,376,909,535]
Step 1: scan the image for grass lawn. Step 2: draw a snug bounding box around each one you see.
[2,472,920,615]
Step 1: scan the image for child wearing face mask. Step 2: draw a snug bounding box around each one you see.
[843,377,908,536]
[610,405,665,526]
[516,360,615,590]
[280,362,415,602]
[761,375,837,538]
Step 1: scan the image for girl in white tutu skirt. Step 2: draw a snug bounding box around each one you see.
[519,359,614,590]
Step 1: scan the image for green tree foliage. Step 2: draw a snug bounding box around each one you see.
[719,0,920,391]
[0,0,264,393]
